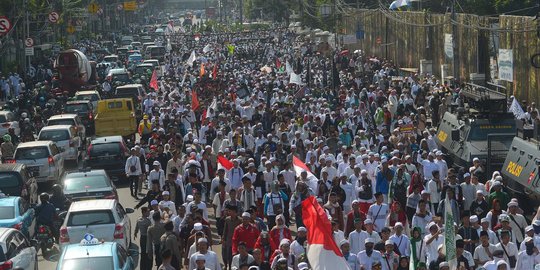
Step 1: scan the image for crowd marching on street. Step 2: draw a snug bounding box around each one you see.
[4,20,540,270]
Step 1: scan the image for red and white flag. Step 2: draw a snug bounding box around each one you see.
[149,70,158,91]
[293,156,318,192]
[217,155,234,170]
[302,196,351,270]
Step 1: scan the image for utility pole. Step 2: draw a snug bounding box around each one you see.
[239,0,243,24]
[451,0,459,81]
[25,0,30,73]
[334,0,338,49]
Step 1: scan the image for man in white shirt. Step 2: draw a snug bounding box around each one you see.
[495,230,518,269]
[423,222,444,264]
[389,222,410,256]
[515,237,536,269]
[417,152,439,181]
[356,238,383,270]
[367,192,389,232]
[125,148,142,197]
[189,238,221,270]
[320,158,337,181]
[158,191,177,216]
[507,201,528,246]
[148,161,165,191]
[227,160,244,190]
[474,230,498,266]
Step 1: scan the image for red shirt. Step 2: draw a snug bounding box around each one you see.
[232,223,260,254]
[269,227,292,249]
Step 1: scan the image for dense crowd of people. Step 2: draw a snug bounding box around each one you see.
[3,22,540,270]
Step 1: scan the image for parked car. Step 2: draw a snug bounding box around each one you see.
[0,164,33,200]
[47,114,86,143]
[56,236,135,270]
[62,169,118,200]
[0,228,37,270]
[0,195,35,239]
[12,141,64,183]
[37,125,81,164]
[85,136,130,180]
[0,111,20,136]
[59,199,134,250]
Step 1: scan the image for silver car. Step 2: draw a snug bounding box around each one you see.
[60,199,134,250]
[0,228,37,270]
[37,125,81,165]
[12,141,64,183]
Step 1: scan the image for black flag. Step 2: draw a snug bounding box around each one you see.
[332,59,340,89]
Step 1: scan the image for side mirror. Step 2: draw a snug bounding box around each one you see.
[451,129,460,141]
[125,208,135,214]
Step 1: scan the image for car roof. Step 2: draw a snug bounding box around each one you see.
[16,141,53,148]
[75,90,100,95]
[61,242,116,259]
[91,136,123,144]
[0,163,25,172]
[137,63,154,67]
[0,111,11,115]
[66,100,91,105]
[109,68,127,74]
[144,59,159,62]
[40,125,73,131]
[69,199,116,212]
[0,196,18,207]
[116,84,143,89]
[64,169,108,179]
[49,114,78,120]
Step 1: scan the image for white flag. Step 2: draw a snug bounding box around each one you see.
[203,44,212,53]
[187,51,196,67]
[289,72,303,85]
[285,61,293,75]
[206,98,218,118]
[509,98,525,119]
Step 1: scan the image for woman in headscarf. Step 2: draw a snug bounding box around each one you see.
[409,227,426,269]
[485,198,505,229]
[269,214,292,249]
[387,201,408,228]
[254,231,277,264]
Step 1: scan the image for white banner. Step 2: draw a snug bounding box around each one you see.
[342,34,357,45]
[289,72,303,85]
[498,49,513,82]
[444,34,453,59]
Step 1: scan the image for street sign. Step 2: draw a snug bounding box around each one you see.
[123,1,137,11]
[67,25,75,34]
[88,3,99,14]
[24,37,34,47]
[48,12,59,23]
[0,16,12,35]
[25,47,34,56]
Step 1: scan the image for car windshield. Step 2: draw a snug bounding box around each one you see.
[61,256,114,270]
[65,104,88,114]
[39,130,70,141]
[64,176,110,192]
[15,147,49,159]
[67,210,114,226]
[0,206,14,219]
[48,119,75,126]
[76,94,99,102]
[112,73,129,82]
[115,88,139,97]
[89,143,120,157]
[0,173,20,188]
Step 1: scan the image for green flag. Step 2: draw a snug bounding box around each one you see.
[444,198,457,269]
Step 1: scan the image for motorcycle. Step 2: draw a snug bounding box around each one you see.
[34,209,66,256]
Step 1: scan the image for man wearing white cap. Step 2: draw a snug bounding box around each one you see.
[470,189,489,219]
[148,160,166,191]
[434,151,448,182]
[461,173,476,213]
[479,217,498,245]
[339,240,359,270]
[381,239,399,270]
[424,222,444,264]
[507,200,527,246]
[158,191,177,216]
[389,222,410,256]
[290,227,307,258]
[320,157,337,181]
[515,236,536,269]
[189,238,220,270]
[356,238,383,270]
[270,239,298,270]
[416,151,439,182]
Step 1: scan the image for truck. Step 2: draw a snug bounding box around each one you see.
[53,49,97,96]
[435,83,516,174]
[94,98,137,141]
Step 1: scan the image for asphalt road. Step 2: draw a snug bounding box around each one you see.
[37,175,224,270]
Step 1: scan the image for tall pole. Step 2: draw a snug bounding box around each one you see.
[239,0,243,24]
[334,0,337,49]
[451,0,459,81]
[25,0,30,73]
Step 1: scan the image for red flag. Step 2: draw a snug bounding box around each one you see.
[302,196,351,270]
[276,58,282,69]
[191,90,200,111]
[217,155,234,170]
[199,63,205,78]
[212,63,218,79]
[201,109,207,122]
[149,70,158,91]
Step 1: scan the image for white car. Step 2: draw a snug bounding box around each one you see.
[47,114,86,143]
[0,228,37,270]
[74,90,101,110]
[12,141,64,183]
[60,199,134,250]
[37,125,81,164]
[0,111,19,136]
